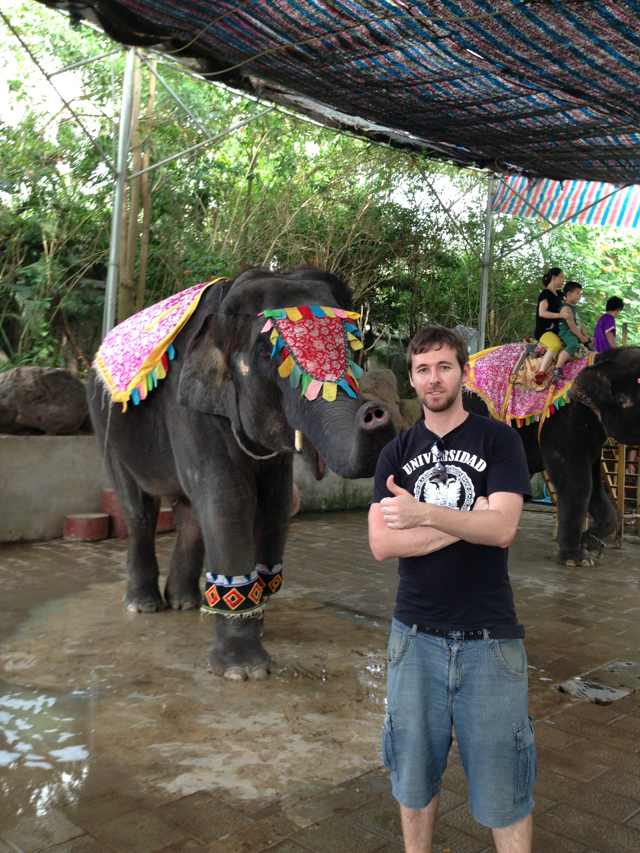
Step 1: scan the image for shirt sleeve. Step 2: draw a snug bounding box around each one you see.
[486,425,531,498]
[602,319,616,335]
[372,439,401,503]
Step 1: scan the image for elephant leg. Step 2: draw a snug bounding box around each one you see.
[193,470,271,681]
[583,459,618,555]
[164,498,204,610]
[210,616,270,682]
[113,472,163,612]
[253,454,293,603]
[553,464,594,567]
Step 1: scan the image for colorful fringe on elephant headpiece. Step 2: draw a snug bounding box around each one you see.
[259,305,363,402]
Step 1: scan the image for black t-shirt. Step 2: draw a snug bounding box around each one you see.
[373,413,530,631]
[534,287,563,339]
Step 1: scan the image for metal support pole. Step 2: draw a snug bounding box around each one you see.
[50,48,120,77]
[127,107,275,179]
[140,56,209,135]
[478,174,496,350]
[102,48,137,339]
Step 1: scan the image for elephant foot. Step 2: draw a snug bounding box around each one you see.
[164,585,202,611]
[124,587,166,613]
[559,550,595,568]
[208,614,271,682]
[581,530,606,556]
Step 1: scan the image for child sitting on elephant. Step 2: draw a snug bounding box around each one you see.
[553,281,590,382]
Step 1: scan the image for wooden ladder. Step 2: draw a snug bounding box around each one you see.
[600,440,640,544]
[540,443,639,543]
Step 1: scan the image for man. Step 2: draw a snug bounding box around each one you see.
[369,325,534,853]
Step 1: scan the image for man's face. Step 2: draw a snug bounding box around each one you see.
[566,288,582,305]
[409,345,467,413]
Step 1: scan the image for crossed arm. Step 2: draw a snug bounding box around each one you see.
[368,475,523,561]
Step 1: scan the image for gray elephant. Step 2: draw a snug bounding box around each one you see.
[466,347,640,566]
[87,268,393,680]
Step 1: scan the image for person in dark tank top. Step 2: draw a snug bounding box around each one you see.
[533,266,565,384]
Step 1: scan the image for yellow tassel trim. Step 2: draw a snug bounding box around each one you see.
[278,355,295,378]
[322,381,337,401]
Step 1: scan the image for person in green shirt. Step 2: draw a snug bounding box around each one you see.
[555,281,590,382]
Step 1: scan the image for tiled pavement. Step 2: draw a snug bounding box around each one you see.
[2,508,640,852]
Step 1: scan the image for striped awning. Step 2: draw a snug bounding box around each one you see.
[492,175,640,229]
[33,0,640,184]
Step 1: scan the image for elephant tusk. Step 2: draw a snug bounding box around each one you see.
[295,430,303,452]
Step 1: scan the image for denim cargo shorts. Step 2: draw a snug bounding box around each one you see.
[382,618,536,828]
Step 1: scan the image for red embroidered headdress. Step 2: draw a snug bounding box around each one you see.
[259,305,363,401]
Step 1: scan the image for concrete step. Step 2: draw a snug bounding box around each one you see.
[100,488,121,517]
[102,490,175,538]
[63,513,110,541]
[156,506,176,533]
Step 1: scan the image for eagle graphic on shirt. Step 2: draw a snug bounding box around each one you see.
[413,464,475,511]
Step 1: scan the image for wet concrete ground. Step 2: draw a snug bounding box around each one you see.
[1,508,640,852]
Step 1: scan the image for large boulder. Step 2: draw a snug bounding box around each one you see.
[360,367,421,432]
[0,367,89,434]
[399,396,422,428]
[360,368,404,432]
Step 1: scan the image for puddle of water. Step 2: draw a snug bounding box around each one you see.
[330,607,383,630]
[0,680,94,820]
[274,663,328,682]
[557,676,631,704]
[355,652,386,706]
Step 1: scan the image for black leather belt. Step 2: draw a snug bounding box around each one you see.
[415,624,525,641]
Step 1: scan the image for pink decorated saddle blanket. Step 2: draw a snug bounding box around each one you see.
[94,278,222,409]
[465,342,593,427]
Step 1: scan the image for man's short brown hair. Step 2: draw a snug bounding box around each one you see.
[406,325,469,371]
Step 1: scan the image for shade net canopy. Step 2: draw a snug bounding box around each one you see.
[36,0,640,184]
[493,175,640,229]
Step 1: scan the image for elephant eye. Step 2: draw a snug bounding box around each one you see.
[616,393,634,409]
[257,342,272,360]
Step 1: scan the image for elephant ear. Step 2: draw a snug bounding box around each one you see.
[177,314,237,420]
[569,360,615,411]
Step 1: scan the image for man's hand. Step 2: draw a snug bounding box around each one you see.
[379,475,428,529]
[473,496,490,511]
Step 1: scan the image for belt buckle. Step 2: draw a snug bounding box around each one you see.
[466,629,485,641]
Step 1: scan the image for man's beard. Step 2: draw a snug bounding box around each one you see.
[421,383,461,412]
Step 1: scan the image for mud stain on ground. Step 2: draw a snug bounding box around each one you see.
[0,578,388,827]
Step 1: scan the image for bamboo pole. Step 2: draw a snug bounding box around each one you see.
[103,49,137,337]
[479,174,496,350]
[616,442,625,547]
[136,61,157,311]
[118,54,142,322]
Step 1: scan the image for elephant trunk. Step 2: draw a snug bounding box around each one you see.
[283,391,394,479]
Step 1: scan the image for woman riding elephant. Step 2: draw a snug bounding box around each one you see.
[533,266,566,385]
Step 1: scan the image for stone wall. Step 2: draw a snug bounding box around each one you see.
[2,435,107,542]
[0,435,373,542]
